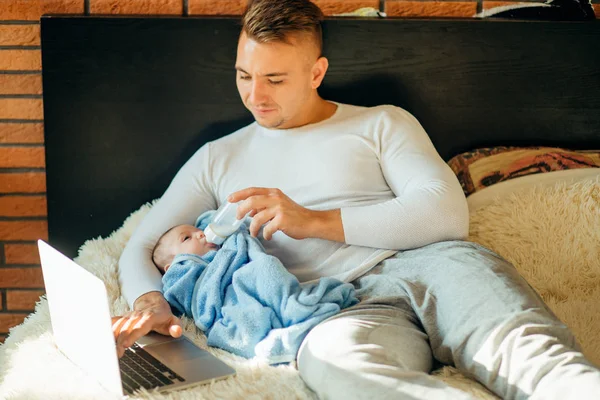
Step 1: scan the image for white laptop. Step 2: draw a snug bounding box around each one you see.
[38,239,236,398]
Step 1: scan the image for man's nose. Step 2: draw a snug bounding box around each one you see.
[249,80,269,105]
[194,231,205,240]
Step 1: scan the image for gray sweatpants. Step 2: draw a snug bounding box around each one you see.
[297,240,600,399]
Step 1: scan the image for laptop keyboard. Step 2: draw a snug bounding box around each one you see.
[119,343,186,394]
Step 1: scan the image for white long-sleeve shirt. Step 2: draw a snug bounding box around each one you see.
[119,102,469,307]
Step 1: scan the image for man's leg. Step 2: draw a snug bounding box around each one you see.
[378,240,600,399]
[298,240,600,399]
[297,304,477,400]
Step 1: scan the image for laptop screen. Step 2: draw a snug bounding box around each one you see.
[38,240,123,396]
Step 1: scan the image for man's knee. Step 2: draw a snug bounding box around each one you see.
[297,312,433,396]
[298,317,365,378]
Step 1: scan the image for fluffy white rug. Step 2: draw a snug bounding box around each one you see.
[1,176,598,400]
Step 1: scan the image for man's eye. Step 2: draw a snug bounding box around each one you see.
[183,236,190,241]
[269,80,283,85]
[239,75,250,80]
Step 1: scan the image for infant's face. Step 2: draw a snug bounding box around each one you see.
[164,225,219,257]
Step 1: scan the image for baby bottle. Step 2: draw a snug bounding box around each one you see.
[204,202,245,245]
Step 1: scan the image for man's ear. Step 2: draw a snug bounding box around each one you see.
[164,264,171,273]
[311,56,329,90]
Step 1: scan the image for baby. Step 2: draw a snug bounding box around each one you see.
[150,212,358,364]
[151,224,218,274]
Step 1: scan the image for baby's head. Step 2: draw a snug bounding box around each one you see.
[152,224,219,274]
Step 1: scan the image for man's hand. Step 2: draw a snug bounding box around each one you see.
[111,291,182,358]
[228,187,345,243]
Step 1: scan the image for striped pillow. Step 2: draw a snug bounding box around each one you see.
[447,146,600,197]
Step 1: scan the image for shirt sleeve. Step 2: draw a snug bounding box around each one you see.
[118,144,218,308]
[341,107,469,250]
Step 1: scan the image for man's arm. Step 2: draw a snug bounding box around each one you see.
[113,144,217,355]
[118,144,217,307]
[310,208,345,242]
[340,107,469,250]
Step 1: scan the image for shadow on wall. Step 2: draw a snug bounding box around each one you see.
[477,0,596,20]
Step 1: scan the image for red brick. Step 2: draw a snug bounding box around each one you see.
[42,0,85,15]
[0,267,44,289]
[0,313,29,333]
[0,25,41,46]
[386,1,477,17]
[0,196,47,217]
[0,50,41,71]
[189,0,380,16]
[6,290,45,310]
[0,0,84,21]
[5,244,41,265]
[482,1,528,10]
[593,4,599,15]
[90,0,183,14]
[188,0,248,15]
[313,0,380,15]
[0,172,47,193]
[0,147,45,168]
[0,99,44,120]
[0,75,43,95]
[0,123,44,144]
[0,221,48,241]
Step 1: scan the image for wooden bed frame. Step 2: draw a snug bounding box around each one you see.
[40,16,600,258]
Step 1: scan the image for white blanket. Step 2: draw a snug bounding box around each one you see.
[1,176,599,400]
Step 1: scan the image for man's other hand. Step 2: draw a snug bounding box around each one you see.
[228,187,345,243]
[111,291,182,358]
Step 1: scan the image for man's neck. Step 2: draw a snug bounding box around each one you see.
[283,97,338,129]
[311,99,338,125]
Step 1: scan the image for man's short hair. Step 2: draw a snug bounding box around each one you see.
[241,0,325,56]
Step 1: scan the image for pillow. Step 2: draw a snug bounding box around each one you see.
[447,146,600,197]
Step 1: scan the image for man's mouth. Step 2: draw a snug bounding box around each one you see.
[254,108,275,115]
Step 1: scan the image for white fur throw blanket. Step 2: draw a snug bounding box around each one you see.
[1,176,599,400]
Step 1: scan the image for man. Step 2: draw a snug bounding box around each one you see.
[114,0,600,398]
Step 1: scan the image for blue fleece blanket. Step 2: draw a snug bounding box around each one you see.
[162,211,358,364]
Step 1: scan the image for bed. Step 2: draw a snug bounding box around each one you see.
[0,15,599,399]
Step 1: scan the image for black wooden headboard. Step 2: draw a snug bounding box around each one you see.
[40,16,600,258]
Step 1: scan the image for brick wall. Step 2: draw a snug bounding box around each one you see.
[0,0,597,344]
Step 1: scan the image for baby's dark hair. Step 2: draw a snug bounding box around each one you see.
[152,226,176,273]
